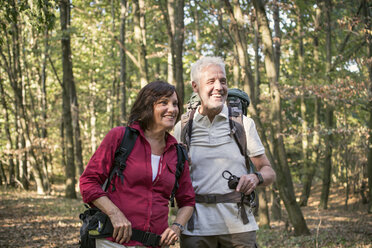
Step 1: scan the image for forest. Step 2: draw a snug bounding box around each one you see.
[0,0,371,247]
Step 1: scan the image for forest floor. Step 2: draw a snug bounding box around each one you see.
[0,183,371,248]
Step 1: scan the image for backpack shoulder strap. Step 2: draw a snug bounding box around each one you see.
[170,144,188,207]
[102,126,139,192]
[180,109,196,150]
[228,107,255,173]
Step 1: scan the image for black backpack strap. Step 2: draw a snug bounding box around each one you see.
[102,126,139,192]
[170,144,188,207]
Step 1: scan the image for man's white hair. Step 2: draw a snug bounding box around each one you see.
[190,56,226,85]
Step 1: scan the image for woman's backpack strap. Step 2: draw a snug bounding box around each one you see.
[102,127,139,192]
[170,144,188,207]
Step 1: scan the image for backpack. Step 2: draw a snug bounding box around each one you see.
[180,88,257,198]
[79,126,188,248]
[181,88,253,171]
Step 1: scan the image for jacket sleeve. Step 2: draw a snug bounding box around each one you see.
[79,127,124,204]
[175,159,195,208]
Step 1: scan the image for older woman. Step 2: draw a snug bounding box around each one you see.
[80,81,195,247]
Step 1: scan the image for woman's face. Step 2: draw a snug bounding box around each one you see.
[152,92,179,131]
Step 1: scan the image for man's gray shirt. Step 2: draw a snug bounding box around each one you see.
[174,105,265,235]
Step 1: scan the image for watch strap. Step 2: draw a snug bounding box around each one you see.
[172,222,184,232]
[254,171,264,185]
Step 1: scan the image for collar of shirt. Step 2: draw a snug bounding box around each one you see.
[194,104,229,125]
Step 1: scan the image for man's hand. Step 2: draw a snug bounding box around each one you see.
[236,173,259,195]
[160,226,180,246]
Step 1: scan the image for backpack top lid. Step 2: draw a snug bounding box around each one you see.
[227,88,250,116]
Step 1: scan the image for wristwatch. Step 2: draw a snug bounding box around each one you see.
[254,171,264,185]
[172,222,185,232]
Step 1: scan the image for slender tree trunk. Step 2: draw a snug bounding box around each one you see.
[257,188,270,228]
[0,161,7,186]
[173,0,185,107]
[301,96,321,205]
[0,79,16,186]
[300,3,322,206]
[273,0,281,80]
[253,10,261,103]
[216,3,224,57]
[224,0,255,103]
[320,0,333,210]
[320,105,334,209]
[133,0,148,88]
[297,5,310,207]
[40,3,52,192]
[60,0,76,199]
[192,2,201,57]
[109,0,116,128]
[361,0,372,214]
[161,0,185,109]
[270,0,281,219]
[120,0,127,125]
[89,69,97,153]
[253,0,310,235]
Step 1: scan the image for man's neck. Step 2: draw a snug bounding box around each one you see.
[199,105,223,123]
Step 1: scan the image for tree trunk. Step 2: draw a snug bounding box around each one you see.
[133,0,148,88]
[270,0,281,219]
[320,105,334,209]
[301,96,321,206]
[89,69,97,153]
[320,0,333,210]
[41,26,51,192]
[0,79,16,187]
[300,3,322,206]
[257,188,270,228]
[224,0,255,103]
[273,0,281,80]
[173,0,185,107]
[361,0,372,214]
[120,0,127,125]
[192,2,201,57]
[297,5,310,207]
[109,0,117,128]
[253,9,261,103]
[216,3,224,57]
[161,0,185,109]
[253,0,310,235]
[60,0,76,199]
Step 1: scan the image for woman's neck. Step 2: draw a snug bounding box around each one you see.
[144,128,166,155]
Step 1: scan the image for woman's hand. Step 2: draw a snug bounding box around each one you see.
[92,196,132,244]
[107,209,132,244]
[159,226,180,247]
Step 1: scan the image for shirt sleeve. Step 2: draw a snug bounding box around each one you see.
[243,116,265,157]
[175,159,195,208]
[173,121,182,142]
[79,127,124,204]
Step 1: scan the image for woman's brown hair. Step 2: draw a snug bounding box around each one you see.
[128,80,181,130]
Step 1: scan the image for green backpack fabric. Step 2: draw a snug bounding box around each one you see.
[226,88,250,116]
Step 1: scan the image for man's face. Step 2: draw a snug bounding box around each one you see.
[192,64,228,117]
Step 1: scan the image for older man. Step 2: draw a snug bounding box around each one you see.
[174,56,276,248]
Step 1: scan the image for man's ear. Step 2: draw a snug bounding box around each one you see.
[191,81,198,93]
